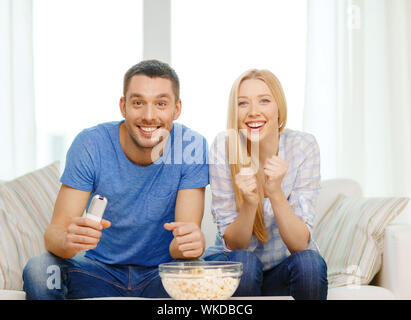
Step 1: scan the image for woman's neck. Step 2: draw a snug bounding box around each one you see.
[246,131,280,170]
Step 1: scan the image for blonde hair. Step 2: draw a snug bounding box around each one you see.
[226,69,287,243]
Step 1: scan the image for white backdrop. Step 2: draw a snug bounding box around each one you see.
[304,0,411,202]
[0,0,36,180]
[2,0,411,208]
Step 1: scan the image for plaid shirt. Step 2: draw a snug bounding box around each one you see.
[204,128,321,271]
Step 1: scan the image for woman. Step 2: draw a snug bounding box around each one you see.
[203,69,328,300]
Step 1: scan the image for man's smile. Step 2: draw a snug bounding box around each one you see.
[137,125,161,136]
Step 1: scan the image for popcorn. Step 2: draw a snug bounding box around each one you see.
[161,267,240,300]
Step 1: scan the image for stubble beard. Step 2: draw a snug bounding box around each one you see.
[127,124,171,162]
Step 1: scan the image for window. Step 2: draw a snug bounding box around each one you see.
[33,0,307,169]
[33,0,142,169]
[171,0,307,144]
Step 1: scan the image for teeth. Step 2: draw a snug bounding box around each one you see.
[140,127,157,132]
[247,122,265,128]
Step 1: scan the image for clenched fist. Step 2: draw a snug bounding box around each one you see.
[62,216,111,254]
[263,156,288,197]
[235,167,259,206]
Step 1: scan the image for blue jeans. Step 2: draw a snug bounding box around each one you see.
[22,252,169,300]
[204,249,328,300]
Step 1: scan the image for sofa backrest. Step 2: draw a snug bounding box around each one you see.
[314,179,363,228]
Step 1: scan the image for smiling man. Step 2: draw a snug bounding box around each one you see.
[22,60,209,299]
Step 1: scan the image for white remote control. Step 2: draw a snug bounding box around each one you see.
[85,195,107,223]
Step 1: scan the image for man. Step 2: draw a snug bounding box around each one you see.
[22,60,209,299]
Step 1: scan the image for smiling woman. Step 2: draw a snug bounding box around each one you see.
[202,68,328,300]
[172,0,307,145]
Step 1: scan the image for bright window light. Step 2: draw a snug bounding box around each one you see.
[171,0,307,144]
[33,0,143,169]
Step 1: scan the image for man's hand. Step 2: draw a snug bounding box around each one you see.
[164,222,205,258]
[62,216,111,254]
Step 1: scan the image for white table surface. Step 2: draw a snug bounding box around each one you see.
[86,296,294,300]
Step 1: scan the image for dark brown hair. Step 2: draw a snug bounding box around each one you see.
[123,60,180,101]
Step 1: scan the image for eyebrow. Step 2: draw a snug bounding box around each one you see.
[238,94,273,99]
[128,93,172,100]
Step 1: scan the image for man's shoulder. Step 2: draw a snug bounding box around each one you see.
[175,122,207,139]
[173,122,208,149]
[76,121,121,143]
[168,123,209,166]
[81,120,121,136]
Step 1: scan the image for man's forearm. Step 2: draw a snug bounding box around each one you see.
[44,224,76,259]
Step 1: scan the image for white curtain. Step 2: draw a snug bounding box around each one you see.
[304,0,411,202]
[0,0,35,180]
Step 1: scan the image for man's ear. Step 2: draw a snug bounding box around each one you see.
[119,97,126,118]
[173,99,182,120]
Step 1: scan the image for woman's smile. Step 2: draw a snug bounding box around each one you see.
[245,121,267,132]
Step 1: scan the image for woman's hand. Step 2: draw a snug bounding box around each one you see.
[263,156,288,197]
[235,167,259,206]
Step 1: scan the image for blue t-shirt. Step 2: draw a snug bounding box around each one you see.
[60,121,209,266]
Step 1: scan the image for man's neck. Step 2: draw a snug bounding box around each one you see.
[119,123,168,166]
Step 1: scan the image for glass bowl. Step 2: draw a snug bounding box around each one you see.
[159,261,243,300]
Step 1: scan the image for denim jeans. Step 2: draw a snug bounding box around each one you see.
[204,249,328,300]
[22,252,169,300]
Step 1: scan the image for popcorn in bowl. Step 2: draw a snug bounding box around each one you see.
[158,261,243,300]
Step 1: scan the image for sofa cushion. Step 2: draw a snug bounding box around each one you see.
[313,195,409,288]
[314,179,362,227]
[327,285,395,300]
[0,162,60,290]
[0,289,26,300]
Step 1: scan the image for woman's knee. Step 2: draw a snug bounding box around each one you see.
[226,250,263,296]
[290,250,327,276]
[227,250,263,274]
[288,249,328,299]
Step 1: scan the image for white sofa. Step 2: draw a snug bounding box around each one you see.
[1,177,410,300]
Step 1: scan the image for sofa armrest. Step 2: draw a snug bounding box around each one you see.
[377,224,411,299]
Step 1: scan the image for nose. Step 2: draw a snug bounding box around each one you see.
[142,104,155,122]
[248,101,260,116]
